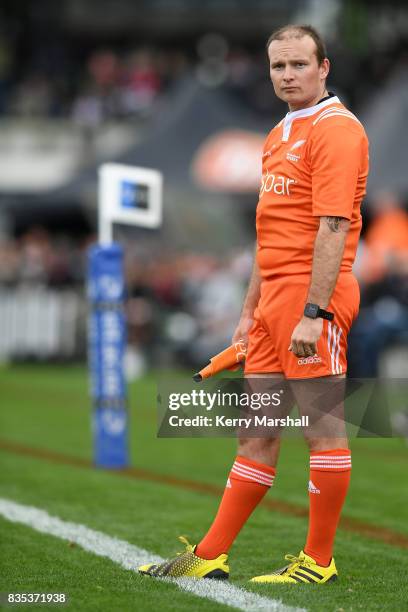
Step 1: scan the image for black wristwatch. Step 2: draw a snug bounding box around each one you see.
[304,302,334,321]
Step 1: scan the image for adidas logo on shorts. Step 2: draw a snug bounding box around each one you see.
[297,356,322,365]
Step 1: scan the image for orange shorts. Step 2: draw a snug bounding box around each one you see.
[244,273,360,379]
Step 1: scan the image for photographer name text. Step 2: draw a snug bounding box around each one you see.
[168,415,309,429]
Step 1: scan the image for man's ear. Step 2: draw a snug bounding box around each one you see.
[320,58,330,80]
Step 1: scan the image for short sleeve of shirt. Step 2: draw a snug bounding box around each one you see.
[310,121,364,220]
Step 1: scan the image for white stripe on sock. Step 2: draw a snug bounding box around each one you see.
[311,455,351,460]
[231,465,273,487]
[234,461,274,482]
[310,461,352,465]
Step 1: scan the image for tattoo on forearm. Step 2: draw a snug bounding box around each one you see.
[324,216,346,233]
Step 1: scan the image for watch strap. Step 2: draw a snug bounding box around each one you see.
[317,307,334,321]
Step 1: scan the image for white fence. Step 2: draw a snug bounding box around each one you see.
[0,287,84,361]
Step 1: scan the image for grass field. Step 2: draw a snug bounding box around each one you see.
[1,364,408,611]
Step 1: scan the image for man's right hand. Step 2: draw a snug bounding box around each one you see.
[232,315,254,346]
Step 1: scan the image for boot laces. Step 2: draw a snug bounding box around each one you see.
[177,535,194,555]
[284,554,312,573]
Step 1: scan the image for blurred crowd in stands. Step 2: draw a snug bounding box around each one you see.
[0,227,88,286]
[0,222,250,366]
[0,191,407,375]
[0,23,407,124]
[0,44,186,123]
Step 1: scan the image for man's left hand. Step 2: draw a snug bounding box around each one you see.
[289,316,323,357]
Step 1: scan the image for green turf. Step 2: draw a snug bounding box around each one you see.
[0,518,231,612]
[1,364,408,611]
[1,364,407,534]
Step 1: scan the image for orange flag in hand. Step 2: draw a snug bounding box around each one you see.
[193,340,247,382]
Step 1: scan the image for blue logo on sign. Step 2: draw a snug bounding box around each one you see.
[120,180,148,210]
[120,180,137,209]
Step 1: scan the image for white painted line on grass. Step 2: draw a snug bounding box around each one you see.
[0,497,305,612]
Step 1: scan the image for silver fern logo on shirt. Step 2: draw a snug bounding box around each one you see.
[286,139,306,163]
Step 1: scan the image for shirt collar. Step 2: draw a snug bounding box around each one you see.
[282,94,340,142]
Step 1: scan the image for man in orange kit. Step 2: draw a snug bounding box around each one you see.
[139,24,369,583]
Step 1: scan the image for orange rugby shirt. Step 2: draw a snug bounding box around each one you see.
[256,96,369,279]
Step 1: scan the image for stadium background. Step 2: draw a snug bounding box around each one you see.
[1,1,408,611]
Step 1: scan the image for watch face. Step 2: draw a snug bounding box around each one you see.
[306,303,319,318]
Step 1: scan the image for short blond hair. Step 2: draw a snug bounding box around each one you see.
[266,24,327,65]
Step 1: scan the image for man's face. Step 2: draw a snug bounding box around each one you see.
[267,35,330,111]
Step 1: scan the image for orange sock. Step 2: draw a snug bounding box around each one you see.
[196,456,275,559]
[304,448,351,566]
